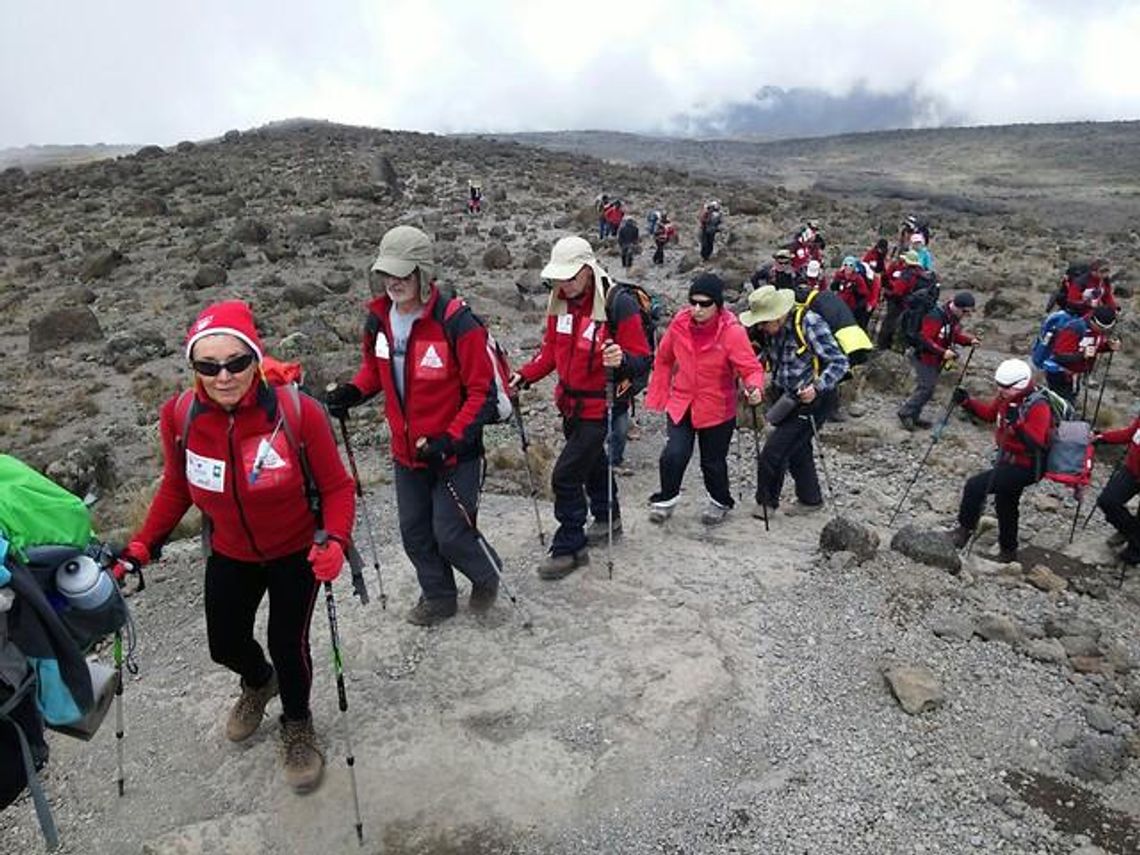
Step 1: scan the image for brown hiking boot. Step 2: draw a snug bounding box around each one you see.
[996,547,1018,564]
[950,526,973,549]
[280,716,324,794]
[537,548,589,581]
[405,597,458,626]
[469,580,499,614]
[586,517,622,545]
[225,671,278,743]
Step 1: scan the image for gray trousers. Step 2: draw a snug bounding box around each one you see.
[899,357,941,420]
[394,457,500,602]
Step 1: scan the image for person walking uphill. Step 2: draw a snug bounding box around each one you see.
[645,274,765,525]
[949,359,1051,563]
[510,236,652,579]
[898,291,980,431]
[1094,412,1140,566]
[739,286,849,517]
[324,226,506,627]
[114,300,355,794]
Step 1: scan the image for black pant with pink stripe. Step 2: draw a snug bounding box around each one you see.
[204,549,318,722]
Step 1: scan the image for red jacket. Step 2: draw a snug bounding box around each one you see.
[916,303,973,367]
[1099,415,1140,479]
[604,204,624,228]
[887,264,927,300]
[829,268,871,312]
[132,382,355,563]
[1063,272,1117,312]
[645,308,765,428]
[654,222,676,246]
[861,245,887,276]
[351,286,500,468]
[1049,319,1110,376]
[517,277,652,420]
[791,240,821,272]
[963,387,1052,469]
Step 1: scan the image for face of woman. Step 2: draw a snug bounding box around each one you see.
[190,334,258,409]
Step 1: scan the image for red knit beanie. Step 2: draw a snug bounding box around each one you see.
[184,300,264,362]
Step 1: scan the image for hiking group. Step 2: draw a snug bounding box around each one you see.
[4,199,1136,848]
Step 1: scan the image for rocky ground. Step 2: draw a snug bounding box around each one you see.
[2,120,1140,854]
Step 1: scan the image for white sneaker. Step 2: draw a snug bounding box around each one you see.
[700,502,730,526]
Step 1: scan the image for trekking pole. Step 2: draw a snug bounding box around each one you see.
[749,405,769,532]
[888,346,975,527]
[511,397,546,547]
[605,366,616,581]
[1068,492,1084,544]
[333,413,387,610]
[1090,349,1114,428]
[321,574,365,845]
[441,476,534,631]
[808,412,838,516]
[734,412,744,504]
[113,629,125,797]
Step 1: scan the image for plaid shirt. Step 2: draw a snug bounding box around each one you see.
[761,310,849,393]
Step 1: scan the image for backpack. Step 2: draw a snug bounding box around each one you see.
[0,455,94,564]
[1030,310,1086,372]
[604,279,661,396]
[791,289,873,377]
[898,275,941,348]
[1018,388,1092,487]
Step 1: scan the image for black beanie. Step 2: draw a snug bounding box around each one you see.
[952,291,976,309]
[1092,305,1117,328]
[689,273,725,308]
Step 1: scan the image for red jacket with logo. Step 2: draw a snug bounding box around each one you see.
[861,245,887,276]
[517,278,652,420]
[1050,318,1111,376]
[963,387,1052,469]
[829,268,871,312]
[917,303,974,367]
[1063,271,1117,312]
[351,286,499,469]
[132,382,355,563]
[1099,415,1140,479]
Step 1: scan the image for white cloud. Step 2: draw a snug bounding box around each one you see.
[1,0,1138,147]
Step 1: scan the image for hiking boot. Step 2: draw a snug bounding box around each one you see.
[225,670,278,743]
[914,417,933,429]
[1121,544,1140,566]
[648,504,674,524]
[586,516,623,545]
[751,502,777,520]
[537,549,589,581]
[950,526,973,549]
[700,502,730,526]
[898,414,917,432]
[996,547,1019,564]
[1107,530,1127,548]
[405,597,458,626]
[469,580,499,614]
[280,716,324,794]
[784,501,824,516]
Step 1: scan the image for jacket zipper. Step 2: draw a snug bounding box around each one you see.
[228,413,264,559]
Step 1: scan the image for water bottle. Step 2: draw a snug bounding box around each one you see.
[55,555,114,611]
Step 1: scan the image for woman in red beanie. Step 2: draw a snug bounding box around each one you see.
[116,300,355,794]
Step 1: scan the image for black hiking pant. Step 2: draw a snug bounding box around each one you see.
[394,457,500,603]
[1097,467,1140,551]
[957,463,1040,552]
[653,242,666,264]
[620,242,635,269]
[1045,370,1079,406]
[853,306,871,331]
[876,299,904,350]
[653,412,736,509]
[551,416,618,556]
[699,230,715,261]
[755,389,836,509]
[204,549,318,722]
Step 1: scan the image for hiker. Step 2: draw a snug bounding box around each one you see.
[115,300,355,793]
[739,285,849,516]
[876,249,928,350]
[861,238,890,279]
[1093,413,1140,566]
[1056,258,1118,314]
[897,292,980,431]
[324,225,506,626]
[604,199,625,239]
[830,256,873,329]
[751,248,797,291]
[1043,305,1119,405]
[467,180,482,214]
[799,258,825,293]
[791,223,824,272]
[909,231,934,270]
[618,215,640,270]
[949,359,1051,562]
[645,274,765,525]
[594,193,610,240]
[652,213,676,265]
[646,209,661,241]
[698,200,722,261]
[509,236,651,579]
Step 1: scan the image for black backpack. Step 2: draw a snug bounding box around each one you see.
[899,275,941,349]
[604,280,661,396]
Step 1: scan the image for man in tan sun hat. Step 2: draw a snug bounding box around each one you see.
[739,285,849,518]
[510,235,652,579]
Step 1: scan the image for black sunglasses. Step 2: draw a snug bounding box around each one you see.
[689,297,715,308]
[192,353,256,377]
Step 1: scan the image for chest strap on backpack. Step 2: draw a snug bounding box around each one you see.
[791,294,822,378]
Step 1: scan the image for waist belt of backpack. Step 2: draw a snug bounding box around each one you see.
[561,385,607,399]
[1,670,58,850]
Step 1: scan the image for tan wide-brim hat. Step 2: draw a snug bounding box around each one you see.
[371,225,435,279]
[541,235,595,281]
[739,285,795,327]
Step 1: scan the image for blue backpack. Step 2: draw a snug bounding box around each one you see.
[1031,311,1087,372]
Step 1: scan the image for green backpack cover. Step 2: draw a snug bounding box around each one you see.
[0,454,94,562]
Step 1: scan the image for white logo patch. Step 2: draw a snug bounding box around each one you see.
[556,314,573,334]
[186,449,225,493]
[253,439,286,470]
[582,321,595,340]
[420,344,444,369]
[374,332,390,359]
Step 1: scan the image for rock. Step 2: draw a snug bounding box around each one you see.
[222,129,241,142]
[882,664,944,715]
[1059,635,1100,658]
[1026,564,1067,592]
[861,349,911,394]
[1021,637,1067,664]
[975,612,1022,645]
[61,285,97,306]
[827,550,857,572]
[1044,616,1101,639]
[142,812,272,855]
[890,525,962,573]
[1085,704,1117,734]
[44,443,115,497]
[375,155,401,196]
[134,144,165,160]
[819,516,879,563]
[321,271,353,294]
[101,329,172,372]
[1053,719,1081,748]
[982,294,1020,318]
[262,241,297,263]
[289,213,332,238]
[1071,845,1109,855]
[676,252,701,274]
[930,614,975,642]
[281,283,327,308]
[1102,639,1135,673]
[196,240,244,267]
[483,243,512,270]
[28,305,104,352]
[134,195,168,216]
[191,264,227,290]
[1070,656,1111,674]
[229,218,271,244]
[79,247,126,281]
[516,270,548,297]
[1066,735,1126,783]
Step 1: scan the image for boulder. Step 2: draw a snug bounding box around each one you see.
[321,272,353,294]
[860,349,911,394]
[882,664,943,715]
[483,243,512,270]
[192,264,228,290]
[79,248,126,282]
[818,516,879,563]
[889,525,962,573]
[229,219,271,244]
[44,442,115,497]
[1066,735,1126,783]
[982,294,1021,318]
[375,155,402,196]
[28,306,104,352]
[281,283,327,308]
[289,213,332,238]
[975,612,1022,645]
[1026,564,1067,592]
[101,329,172,372]
[676,252,701,274]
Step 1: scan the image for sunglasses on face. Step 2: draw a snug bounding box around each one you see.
[689,297,715,308]
[192,353,256,377]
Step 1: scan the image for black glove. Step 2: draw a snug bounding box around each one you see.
[951,387,969,406]
[324,383,363,420]
[416,435,455,470]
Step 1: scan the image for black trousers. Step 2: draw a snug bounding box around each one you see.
[654,412,736,508]
[551,417,617,555]
[756,390,836,509]
[1097,466,1140,550]
[876,300,903,349]
[699,231,715,260]
[204,549,319,722]
[653,242,665,264]
[957,463,1040,551]
[620,243,635,268]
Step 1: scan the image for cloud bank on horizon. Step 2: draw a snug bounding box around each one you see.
[3,0,1139,148]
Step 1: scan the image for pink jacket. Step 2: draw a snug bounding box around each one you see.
[646,308,765,428]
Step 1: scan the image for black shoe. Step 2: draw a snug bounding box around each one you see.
[898,414,917,432]
[950,526,973,549]
[537,548,590,581]
[469,580,499,614]
[586,517,622,545]
[996,547,1018,564]
[914,417,933,429]
[405,597,458,626]
[1121,545,1140,567]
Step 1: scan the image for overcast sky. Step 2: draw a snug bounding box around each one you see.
[3,0,1140,149]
